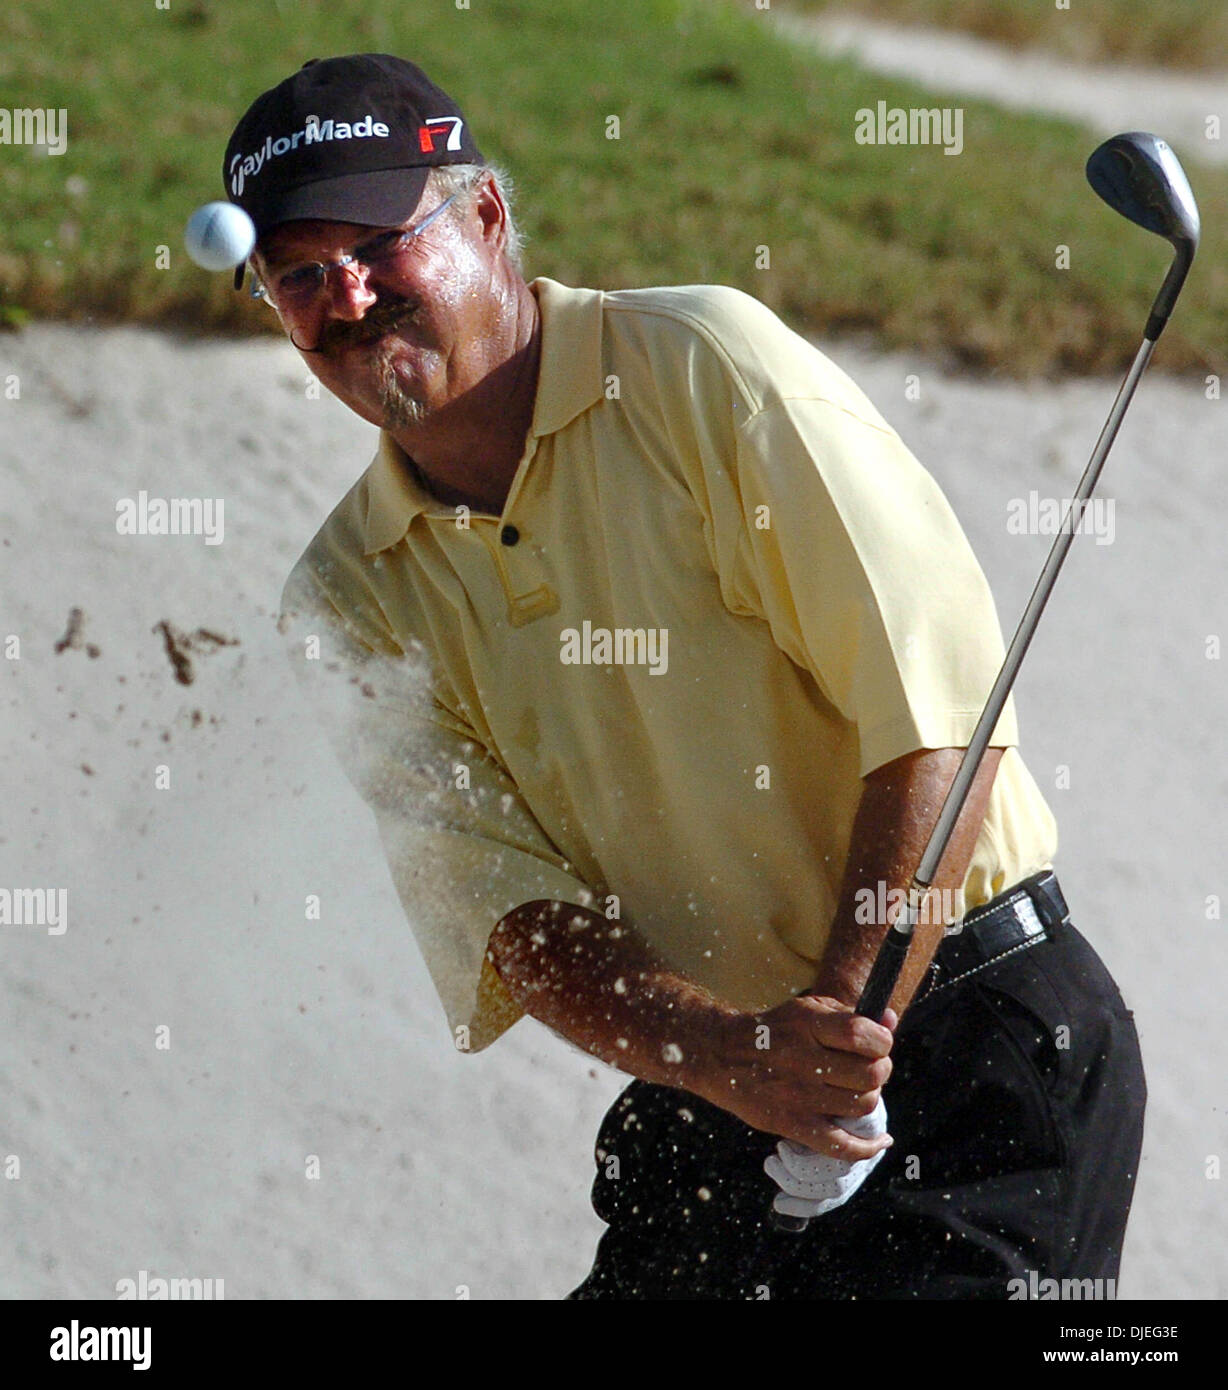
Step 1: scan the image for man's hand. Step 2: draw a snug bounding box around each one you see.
[695,994,897,1159]
[766,1096,890,1218]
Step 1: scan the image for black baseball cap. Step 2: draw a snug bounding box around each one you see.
[223,54,484,287]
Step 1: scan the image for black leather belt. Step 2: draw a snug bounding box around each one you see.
[916,869,1070,1002]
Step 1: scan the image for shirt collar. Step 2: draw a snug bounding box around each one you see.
[361,276,606,555]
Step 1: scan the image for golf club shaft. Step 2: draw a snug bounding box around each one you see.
[855,333,1156,1022]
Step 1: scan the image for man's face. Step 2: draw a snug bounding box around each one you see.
[253,177,509,435]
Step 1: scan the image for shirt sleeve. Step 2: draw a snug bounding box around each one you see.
[278,559,600,1052]
[703,393,1018,777]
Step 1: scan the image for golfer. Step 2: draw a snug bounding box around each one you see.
[232,54,1146,1299]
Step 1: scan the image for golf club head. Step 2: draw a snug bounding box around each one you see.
[1086,132,1200,337]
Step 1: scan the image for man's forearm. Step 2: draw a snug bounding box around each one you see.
[488,899,897,1157]
[487,899,738,1096]
[812,746,1004,1014]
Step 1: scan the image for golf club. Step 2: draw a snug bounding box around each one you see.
[771,131,1200,1233]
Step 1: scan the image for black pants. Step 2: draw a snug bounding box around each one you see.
[569,918,1145,1300]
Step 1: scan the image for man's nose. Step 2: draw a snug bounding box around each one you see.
[322,259,379,319]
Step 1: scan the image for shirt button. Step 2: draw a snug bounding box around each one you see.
[500,524,520,546]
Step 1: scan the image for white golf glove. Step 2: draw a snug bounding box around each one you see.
[763,1097,889,1220]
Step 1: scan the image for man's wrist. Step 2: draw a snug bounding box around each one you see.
[677,1001,744,1104]
[807,962,865,1010]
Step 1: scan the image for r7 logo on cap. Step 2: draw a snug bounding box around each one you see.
[418,116,464,153]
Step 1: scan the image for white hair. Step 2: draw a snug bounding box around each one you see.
[427,161,525,273]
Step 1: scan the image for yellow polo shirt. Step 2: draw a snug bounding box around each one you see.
[279,277,1058,1051]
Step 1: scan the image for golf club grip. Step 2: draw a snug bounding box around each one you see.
[855,923,912,1023]
[766,929,911,1233]
[772,1210,811,1233]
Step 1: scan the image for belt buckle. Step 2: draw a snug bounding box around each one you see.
[1014,893,1046,939]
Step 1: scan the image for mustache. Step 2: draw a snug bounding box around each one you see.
[292,297,419,356]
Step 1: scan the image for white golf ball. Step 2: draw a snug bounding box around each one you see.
[184,201,257,272]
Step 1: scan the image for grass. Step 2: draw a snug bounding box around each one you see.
[0,0,1224,376]
[785,0,1228,72]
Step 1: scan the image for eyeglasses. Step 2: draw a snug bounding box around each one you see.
[250,191,460,310]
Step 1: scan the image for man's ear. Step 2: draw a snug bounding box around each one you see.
[472,173,507,253]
